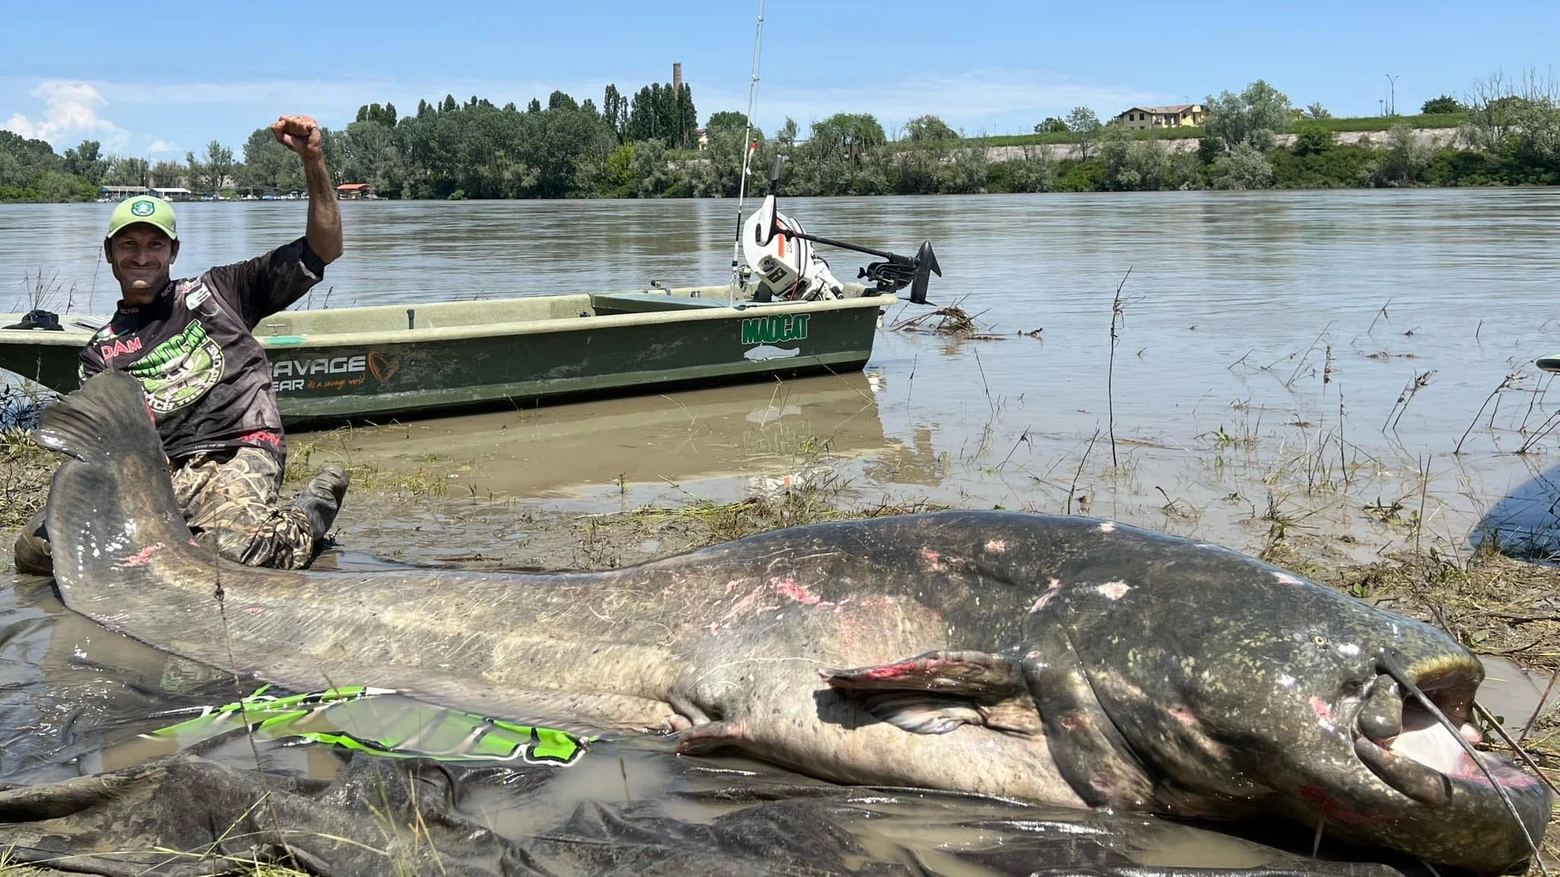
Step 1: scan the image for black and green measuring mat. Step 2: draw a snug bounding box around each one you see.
[145,686,591,766]
[1538,354,1560,374]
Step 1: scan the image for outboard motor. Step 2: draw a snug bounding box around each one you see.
[745,156,941,305]
[741,198,847,302]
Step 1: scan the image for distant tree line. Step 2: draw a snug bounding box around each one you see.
[3,70,1558,203]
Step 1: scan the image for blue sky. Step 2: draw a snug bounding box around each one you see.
[3,0,1556,159]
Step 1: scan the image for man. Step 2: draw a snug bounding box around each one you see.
[13,114,349,575]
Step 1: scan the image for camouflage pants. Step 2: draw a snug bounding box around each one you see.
[173,447,317,571]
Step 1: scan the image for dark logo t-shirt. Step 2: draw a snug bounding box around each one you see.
[79,237,326,464]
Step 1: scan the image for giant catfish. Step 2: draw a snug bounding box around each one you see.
[33,373,1552,872]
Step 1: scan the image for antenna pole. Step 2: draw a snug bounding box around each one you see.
[729,0,766,304]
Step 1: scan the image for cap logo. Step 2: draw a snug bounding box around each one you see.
[130,200,156,217]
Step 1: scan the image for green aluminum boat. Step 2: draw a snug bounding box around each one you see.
[0,285,896,425]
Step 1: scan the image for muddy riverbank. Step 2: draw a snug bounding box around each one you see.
[3,421,1557,874]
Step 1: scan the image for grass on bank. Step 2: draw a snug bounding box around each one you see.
[0,385,50,531]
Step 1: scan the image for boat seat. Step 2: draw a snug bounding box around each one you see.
[590,293,729,316]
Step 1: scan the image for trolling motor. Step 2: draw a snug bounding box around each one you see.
[747,156,940,305]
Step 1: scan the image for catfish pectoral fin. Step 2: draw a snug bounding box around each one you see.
[853,692,984,734]
[826,650,1039,734]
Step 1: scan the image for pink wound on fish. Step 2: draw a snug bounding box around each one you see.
[772,578,820,604]
[984,539,1007,553]
[1029,578,1062,613]
[1309,695,1332,720]
[119,542,166,567]
[862,659,928,680]
[919,549,946,572]
[1095,581,1131,600]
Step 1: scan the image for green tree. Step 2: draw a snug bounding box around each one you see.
[1204,80,1293,153]
[184,150,206,190]
[1034,117,1069,134]
[809,113,886,165]
[1211,142,1275,189]
[104,155,148,187]
[991,145,1057,192]
[34,169,92,201]
[776,117,798,148]
[1064,106,1102,159]
[338,119,397,189]
[904,115,958,142]
[1421,94,1463,114]
[547,90,578,111]
[0,150,27,191]
[1461,70,1560,168]
[1374,122,1433,185]
[705,111,751,135]
[1303,102,1331,120]
[602,84,628,139]
[355,102,398,127]
[63,140,107,185]
[203,140,234,191]
[240,128,305,191]
[150,159,187,189]
[1098,125,1193,191]
[1293,123,1334,157]
[895,119,967,193]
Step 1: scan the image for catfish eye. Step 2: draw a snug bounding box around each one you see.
[1312,634,1329,649]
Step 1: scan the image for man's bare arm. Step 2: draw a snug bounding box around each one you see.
[272,114,343,265]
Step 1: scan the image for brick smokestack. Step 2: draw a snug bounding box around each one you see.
[673,62,682,92]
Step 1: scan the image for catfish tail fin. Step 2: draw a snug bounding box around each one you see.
[33,372,197,585]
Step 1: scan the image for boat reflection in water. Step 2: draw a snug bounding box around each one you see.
[299,372,893,503]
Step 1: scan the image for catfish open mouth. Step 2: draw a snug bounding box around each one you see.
[1353,655,1544,813]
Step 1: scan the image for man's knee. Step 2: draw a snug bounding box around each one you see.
[11,507,51,576]
[207,465,349,571]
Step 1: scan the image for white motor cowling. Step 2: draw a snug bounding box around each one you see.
[741,195,845,301]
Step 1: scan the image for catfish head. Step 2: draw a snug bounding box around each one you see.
[1040,545,1551,874]
[826,528,1550,874]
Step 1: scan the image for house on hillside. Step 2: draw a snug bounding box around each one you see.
[1115,104,1207,130]
[336,182,375,200]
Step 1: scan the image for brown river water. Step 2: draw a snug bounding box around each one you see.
[2,192,1559,872]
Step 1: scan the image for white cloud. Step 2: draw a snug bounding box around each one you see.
[147,139,181,154]
[3,81,129,149]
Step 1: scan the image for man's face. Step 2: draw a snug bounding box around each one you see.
[105,226,178,306]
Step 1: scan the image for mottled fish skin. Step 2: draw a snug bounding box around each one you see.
[35,373,1552,875]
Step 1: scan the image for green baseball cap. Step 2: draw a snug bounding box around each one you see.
[106,196,178,241]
